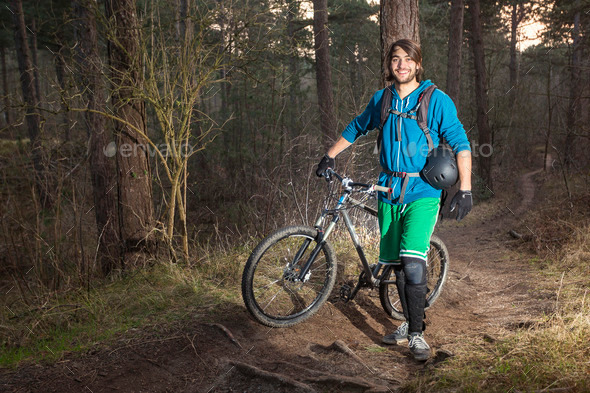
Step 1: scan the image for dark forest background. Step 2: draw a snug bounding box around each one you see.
[0,0,589,369]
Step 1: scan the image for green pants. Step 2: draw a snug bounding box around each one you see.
[378,198,440,264]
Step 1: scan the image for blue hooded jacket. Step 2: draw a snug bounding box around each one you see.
[341,80,471,205]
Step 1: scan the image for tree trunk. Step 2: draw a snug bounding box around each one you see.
[446,0,463,106]
[286,0,300,140]
[380,0,419,86]
[544,62,552,172]
[312,0,337,150]
[564,5,581,170]
[31,19,42,104]
[11,0,50,207]
[509,3,518,93]
[0,46,11,127]
[217,0,234,172]
[54,45,71,142]
[177,0,191,261]
[73,0,121,275]
[105,0,155,268]
[178,0,191,42]
[508,2,525,105]
[468,0,492,191]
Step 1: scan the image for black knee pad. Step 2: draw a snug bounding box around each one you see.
[401,257,427,285]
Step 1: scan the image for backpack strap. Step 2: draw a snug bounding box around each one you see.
[417,84,437,153]
[374,85,394,154]
[379,85,394,130]
[374,84,438,154]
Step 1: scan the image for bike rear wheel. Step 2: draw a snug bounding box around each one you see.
[241,225,337,328]
[378,235,450,320]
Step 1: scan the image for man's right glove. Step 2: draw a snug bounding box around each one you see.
[449,190,473,222]
[315,154,335,179]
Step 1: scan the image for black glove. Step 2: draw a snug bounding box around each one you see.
[315,154,335,179]
[449,190,472,222]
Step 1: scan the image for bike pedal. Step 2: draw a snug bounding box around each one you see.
[339,284,352,302]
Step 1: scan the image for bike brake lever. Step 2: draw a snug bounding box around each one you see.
[366,186,378,198]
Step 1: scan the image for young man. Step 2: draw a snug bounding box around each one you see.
[315,39,473,361]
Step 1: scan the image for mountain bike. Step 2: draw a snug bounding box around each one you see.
[241,169,449,328]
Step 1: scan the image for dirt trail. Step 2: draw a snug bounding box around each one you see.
[1,169,553,393]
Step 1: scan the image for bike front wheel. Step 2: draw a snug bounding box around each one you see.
[241,225,337,328]
[379,234,450,320]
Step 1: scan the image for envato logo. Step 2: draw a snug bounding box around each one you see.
[402,141,493,158]
[103,141,195,158]
[469,142,493,158]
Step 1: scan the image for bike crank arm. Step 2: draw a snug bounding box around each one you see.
[346,279,364,302]
[340,263,383,303]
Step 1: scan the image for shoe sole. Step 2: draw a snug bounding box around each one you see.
[381,337,408,345]
[413,354,430,361]
[411,351,431,361]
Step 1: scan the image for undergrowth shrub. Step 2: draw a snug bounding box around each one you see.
[0,245,248,367]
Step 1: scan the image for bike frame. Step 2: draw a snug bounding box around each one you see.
[295,175,392,290]
[242,170,450,327]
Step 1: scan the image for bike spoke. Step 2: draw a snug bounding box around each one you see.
[261,287,284,312]
[284,286,309,314]
[256,277,282,291]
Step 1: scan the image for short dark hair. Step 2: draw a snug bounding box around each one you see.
[385,39,424,82]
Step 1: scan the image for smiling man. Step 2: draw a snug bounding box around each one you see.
[315,39,473,361]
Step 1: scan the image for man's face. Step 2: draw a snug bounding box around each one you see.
[390,46,419,84]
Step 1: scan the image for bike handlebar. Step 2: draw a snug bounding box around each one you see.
[325,169,393,195]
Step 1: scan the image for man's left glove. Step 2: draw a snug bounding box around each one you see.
[315,154,335,179]
[449,190,472,222]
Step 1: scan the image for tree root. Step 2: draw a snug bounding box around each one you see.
[309,340,367,366]
[304,374,389,392]
[206,323,242,348]
[230,359,391,393]
[229,360,316,393]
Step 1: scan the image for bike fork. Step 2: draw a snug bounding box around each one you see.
[295,213,339,282]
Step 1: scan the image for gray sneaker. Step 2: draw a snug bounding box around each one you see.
[408,333,431,361]
[382,321,409,345]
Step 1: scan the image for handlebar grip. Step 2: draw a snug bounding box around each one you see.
[374,185,393,193]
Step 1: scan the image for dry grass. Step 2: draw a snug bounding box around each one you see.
[407,173,590,392]
[0,240,249,367]
[409,309,590,392]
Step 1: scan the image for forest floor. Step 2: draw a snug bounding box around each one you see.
[0,165,557,393]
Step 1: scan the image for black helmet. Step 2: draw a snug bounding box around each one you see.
[420,146,458,190]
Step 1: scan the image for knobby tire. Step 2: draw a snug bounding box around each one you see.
[241,226,337,328]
